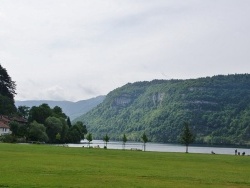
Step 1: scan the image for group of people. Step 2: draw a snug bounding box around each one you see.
[210,149,247,155]
[235,149,246,156]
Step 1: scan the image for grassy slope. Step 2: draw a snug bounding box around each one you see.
[0,143,249,188]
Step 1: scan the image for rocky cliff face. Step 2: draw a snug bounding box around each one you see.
[114,95,132,106]
[152,92,165,106]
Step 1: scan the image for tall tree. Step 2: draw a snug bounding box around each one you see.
[0,64,16,100]
[122,134,127,150]
[141,132,148,151]
[86,133,92,148]
[103,134,110,148]
[180,122,195,153]
[0,64,17,114]
[67,117,72,128]
[60,120,69,143]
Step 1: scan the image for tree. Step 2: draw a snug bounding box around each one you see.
[9,121,27,138]
[60,121,69,143]
[141,132,148,151]
[28,121,49,142]
[180,122,195,153]
[52,106,67,119]
[0,95,17,115]
[45,117,63,143]
[28,104,52,124]
[73,121,87,140]
[103,134,110,149]
[0,64,17,115]
[67,117,72,128]
[122,134,127,150]
[0,64,16,100]
[66,121,87,143]
[56,133,61,143]
[17,106,30,118]
[86,133,92,148]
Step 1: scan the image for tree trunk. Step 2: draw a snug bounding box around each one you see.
[186,145,188,153]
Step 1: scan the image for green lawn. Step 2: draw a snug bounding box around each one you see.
[0,143,249,188]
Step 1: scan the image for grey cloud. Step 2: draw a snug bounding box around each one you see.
[1,0,250,101]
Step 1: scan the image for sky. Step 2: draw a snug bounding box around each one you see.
[1,0,250,102]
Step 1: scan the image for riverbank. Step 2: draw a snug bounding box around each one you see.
[57,140,250,156]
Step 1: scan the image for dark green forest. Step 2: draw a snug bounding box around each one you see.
[76,74,250,146]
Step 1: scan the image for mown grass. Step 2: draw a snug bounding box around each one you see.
[0,143,249,188]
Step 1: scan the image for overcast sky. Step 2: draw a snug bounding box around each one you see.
[1,0,250,101]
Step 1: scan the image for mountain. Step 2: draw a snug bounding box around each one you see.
[15,95,105,120]
[76,74,250,146]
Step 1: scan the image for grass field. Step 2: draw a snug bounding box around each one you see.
[0,143,249,188]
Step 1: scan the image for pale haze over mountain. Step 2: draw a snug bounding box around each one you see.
[15,96,105,120]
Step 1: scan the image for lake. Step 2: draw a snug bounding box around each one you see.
[66,140,250,155]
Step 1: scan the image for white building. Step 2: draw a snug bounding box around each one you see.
[0,121,11,135]
[0,116,11,136]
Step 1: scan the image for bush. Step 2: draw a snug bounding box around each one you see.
[0,134,17,143]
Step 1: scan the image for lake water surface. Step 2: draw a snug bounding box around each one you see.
[66,140,250,155]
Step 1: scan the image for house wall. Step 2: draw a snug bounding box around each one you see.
[0,127,11,135]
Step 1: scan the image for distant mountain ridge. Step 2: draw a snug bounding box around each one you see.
[76,74,250,146]
[15,95,105,120]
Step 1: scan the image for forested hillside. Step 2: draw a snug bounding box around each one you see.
[77,74,250,146]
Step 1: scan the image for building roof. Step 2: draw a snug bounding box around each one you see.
[11,116,28,123]
[0,121,10,129]
[0,115,10,123]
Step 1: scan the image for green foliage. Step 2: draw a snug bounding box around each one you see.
[122,134,127,149]
[180,122,195,153]
[61,120,69,143]
[56,133,61,142]
[0,134,16,143]
[45,117,63,143]
[0,64,17,114]
[23,104,88,144]
[0,95,17,115]
[122,133,127,143]
[28,121,49,142]
[0,64,16,100]
[17,105,30,118]
[9,121,27,138]
[28,104,52,124]
[66,121,87,143]
[79,74,250,146]
[67,117,72,128]
[52,106,67,119]
[141,132,148,151]
[86,133,92,147]
[103,134,110,148]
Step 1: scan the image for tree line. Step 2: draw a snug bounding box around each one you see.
[85,122,195,152]
[1,103,87,144]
